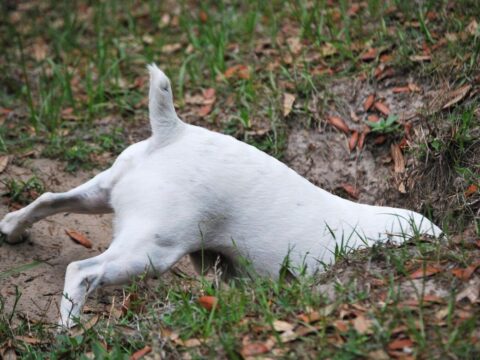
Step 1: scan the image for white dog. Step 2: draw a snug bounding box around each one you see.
[0,64,442,327]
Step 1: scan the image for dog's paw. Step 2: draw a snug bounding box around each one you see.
[0,212,29,244]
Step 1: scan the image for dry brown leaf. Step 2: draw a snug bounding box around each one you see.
[392,86,410,93]
[452,262,480,281]
[361,48,377,61]
[367,114,380,123]
[333,320,349,333]
[467,19,478,36]
[223,64,251,80]
[465,184,478,197]
[341,183,359,200]
[287,37,302,55]
[14,336,43,345]
[374,135,386,145]
[130,345,152,360]
[408,265,442,279]
[297,311,320,323]
[442,84,472,109]
[391,144,405,173]
[374,102,390,116]
[1,347,17,360]
[65,229,93,248]
[363,94,375,111]
[327,116,350,133]
[358,130,368,150]
[161,43,182,54]
[199,10,208,23]
[408,83,421,92]
[388,338,414,351]
[241,339,274,356]
[283,93,296,117]
[349,131,359,152]
[368,349,390,360]
[320,42,337,57]
[203,88,216,101]
[33,39,48,61]
[409,54,431,62]
[273,320,294,332]
[197,104,212,117]
[174,338,202,347]
[198,295,217,311]
[0,155,9,173]
[353,315,373,334]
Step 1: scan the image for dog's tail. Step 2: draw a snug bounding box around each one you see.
[147,63,184,143]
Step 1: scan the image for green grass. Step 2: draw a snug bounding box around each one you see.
[0,0,479,358]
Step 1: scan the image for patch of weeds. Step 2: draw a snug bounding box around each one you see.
[367,114,401,134]
[2,176,44,205]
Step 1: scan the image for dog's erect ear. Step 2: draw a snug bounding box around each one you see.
[147,64,183,140]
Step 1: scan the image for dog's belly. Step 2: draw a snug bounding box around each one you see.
[107,128,441,277]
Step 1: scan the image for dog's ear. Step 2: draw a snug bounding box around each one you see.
[147,64,184,140]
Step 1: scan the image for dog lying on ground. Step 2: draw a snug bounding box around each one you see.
[0,64,442,327]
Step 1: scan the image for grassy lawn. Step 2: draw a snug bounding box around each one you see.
[0,0,479,358]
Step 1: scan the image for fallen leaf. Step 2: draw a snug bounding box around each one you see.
[353,315,373,334]
[392,86,411,93]
[409,54,431,62]
[363,94,375,111]
[452,262,480,281]
[130,346,152,360]
[198,295,217,311]
[341,183,359,200]
[223,64,251,80]
[358,129,369,150]
[32,39,48,61]
[320,42,337,57]
[349,131,359,152]
[408,265,442,279]
[388,338,414,351]
[199,10,208,23]
[241,342,270,357]
[287,37,302,55]
[197,104,212,117]
[442,84,472,109]
[273,320,294,332]
[368,349,390,360]
[350,110,360,122]
[466,19,478,36]
[1,347,17,360]
[367,114,380,123]
[408,83,421,92]
[142,34,154,44]
[361,48,377,61]
[391,144,405,173]
[161,43,182,54]
[65,229,93,248]
[175,338,202,347]
[327,116,350,133]
[464,184,478,197]
[297,311,320,323]
[399,295,444,307]
[0,156,9,173]
[374,102,390,116]
[14,336,43,345]
[203,88,216,101]
[333,320,349,333]
[283,93,296,117]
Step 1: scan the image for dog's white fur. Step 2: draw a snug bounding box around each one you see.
[0,64,442,327]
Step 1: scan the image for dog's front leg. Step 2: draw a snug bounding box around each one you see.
[59,240,185,328]
[0,170,113,244]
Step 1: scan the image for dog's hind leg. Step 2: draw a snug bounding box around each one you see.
[59,238,184,328]
[0,170,113,244]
